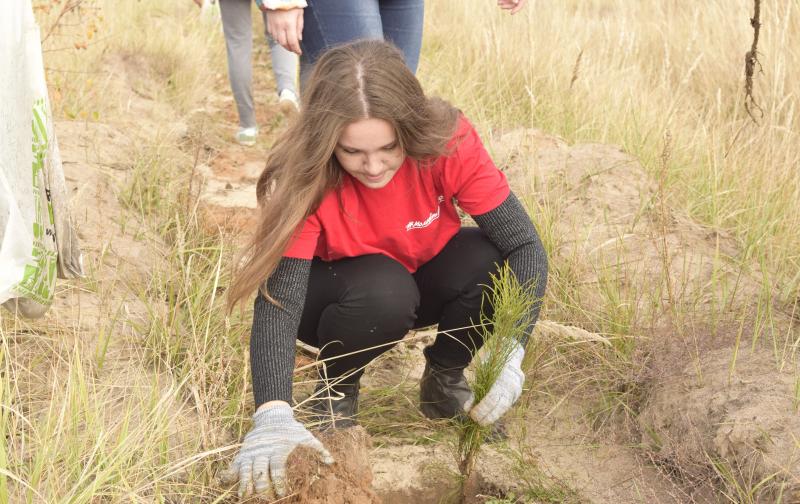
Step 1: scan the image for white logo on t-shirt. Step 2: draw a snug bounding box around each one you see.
[406,195,445,231]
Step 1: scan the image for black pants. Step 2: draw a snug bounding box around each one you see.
[297,227,503,385]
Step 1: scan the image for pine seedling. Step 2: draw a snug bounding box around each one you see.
[457,264,535,499]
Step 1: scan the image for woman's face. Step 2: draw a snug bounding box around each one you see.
[334,118,405,189]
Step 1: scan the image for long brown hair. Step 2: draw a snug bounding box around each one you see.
[227,40,460,310]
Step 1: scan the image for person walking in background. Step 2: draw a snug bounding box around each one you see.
[223,40,547,499]
[259,0,528,83]
[214,0,300,146]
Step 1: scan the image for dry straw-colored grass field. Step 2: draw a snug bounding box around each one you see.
[2,0,798,502]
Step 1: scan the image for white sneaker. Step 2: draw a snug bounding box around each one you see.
[278,89,300,115]
[235,126,258,146]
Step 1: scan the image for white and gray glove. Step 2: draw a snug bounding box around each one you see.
[463,342,525,426]
[223,402,334,498]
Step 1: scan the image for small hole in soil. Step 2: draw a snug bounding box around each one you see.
[378,471,510,504]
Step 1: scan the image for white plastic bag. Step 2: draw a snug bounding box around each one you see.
[0,2,34,296]
[0,0,84,318]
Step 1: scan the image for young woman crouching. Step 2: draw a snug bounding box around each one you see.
[224,40,548,499]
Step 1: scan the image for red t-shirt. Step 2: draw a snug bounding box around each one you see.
[283,116,510,272]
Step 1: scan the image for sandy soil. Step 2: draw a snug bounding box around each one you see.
[284,427,381,504]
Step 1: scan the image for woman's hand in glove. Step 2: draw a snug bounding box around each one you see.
[463,342,525,426]
[222,402,333,498]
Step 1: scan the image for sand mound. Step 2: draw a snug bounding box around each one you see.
[639,347,800,500]
[492,128,756,322]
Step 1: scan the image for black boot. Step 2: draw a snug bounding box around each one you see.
[307,380,360,430]
[419,348,508,441]
[419,347,472,420]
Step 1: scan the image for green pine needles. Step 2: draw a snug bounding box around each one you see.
[457,264,537,500]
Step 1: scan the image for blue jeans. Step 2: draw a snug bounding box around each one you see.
[300,0,424,86]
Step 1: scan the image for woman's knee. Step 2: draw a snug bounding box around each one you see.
[345,255,420,324]
[304,255,419,347]
[315,258,418,365]
[457,228,503,270]
[452,228,504,293]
